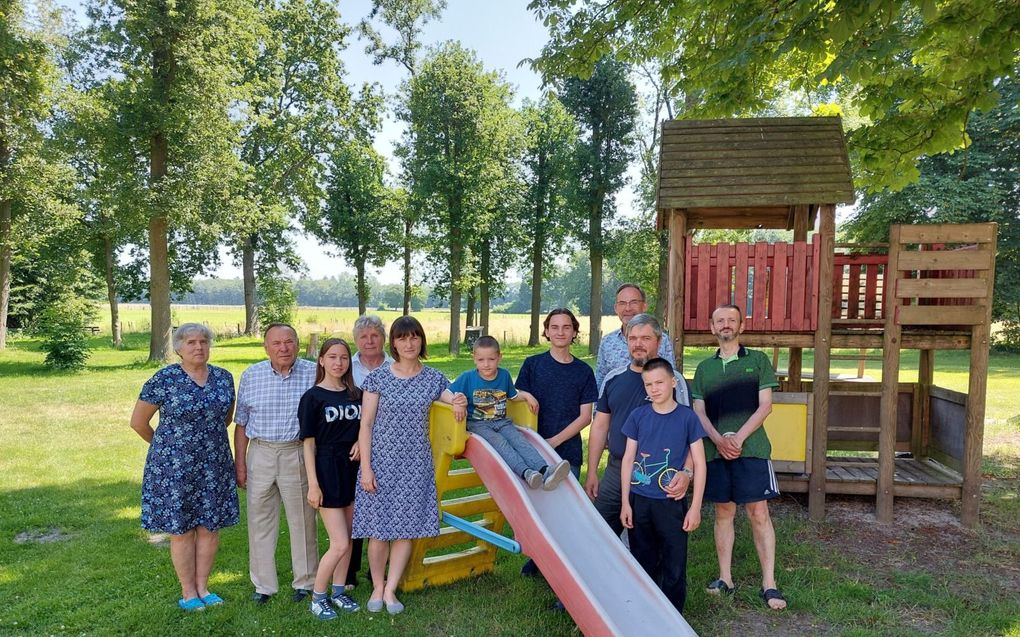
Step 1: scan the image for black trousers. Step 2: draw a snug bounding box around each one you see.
[346,538,362,585]
[628,494,689,613]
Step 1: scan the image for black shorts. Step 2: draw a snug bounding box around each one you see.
[315,442,358,508]
[705,457,780,505]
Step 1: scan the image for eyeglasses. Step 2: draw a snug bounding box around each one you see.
[615,299,644,308]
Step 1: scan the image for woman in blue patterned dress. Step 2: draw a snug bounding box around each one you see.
[353,316,448,615]
[130,323,239,611]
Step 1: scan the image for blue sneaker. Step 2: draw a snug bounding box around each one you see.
[331,592,359,613]
[310,597,337,620]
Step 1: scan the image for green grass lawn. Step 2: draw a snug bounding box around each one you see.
[2,327,1019,636]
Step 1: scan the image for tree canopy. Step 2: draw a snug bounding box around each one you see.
[528,0,1020,191]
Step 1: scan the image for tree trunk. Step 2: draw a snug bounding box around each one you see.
[147,19,175,362]
[148,128,173,361]
[103,234,122,348]
[448,214,463,355]
[402,215,412,316]
[528,209,546,346]
[588,199,604,356]
[465,289,476,329]
[356,258,368,316]
[0,198,11,351]
[242,233,257,335]
[148,210,172,362]
[480,239,491,333]
[655,225,669,320]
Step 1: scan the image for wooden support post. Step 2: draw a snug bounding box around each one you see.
[788,349,803,392]
[808,204,835,521]
[877,226,903,524]
[916,350,935,458]
[789,205,808,392]
[962,233,996,528]
[668,209,687,371]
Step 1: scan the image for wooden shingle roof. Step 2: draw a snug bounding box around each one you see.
[656,117,855,225]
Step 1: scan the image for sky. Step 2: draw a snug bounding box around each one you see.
[56,0,643,283]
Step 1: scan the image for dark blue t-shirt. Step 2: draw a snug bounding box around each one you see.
[621,403,706,499]
[449,368,517,421]
[515,351,598,467]
[596,366,690,460]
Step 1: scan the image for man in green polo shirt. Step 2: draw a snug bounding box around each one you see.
[691,304,786,610]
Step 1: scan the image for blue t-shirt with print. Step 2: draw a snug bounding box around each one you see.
[449,368,518,421]
[621,403,706,499]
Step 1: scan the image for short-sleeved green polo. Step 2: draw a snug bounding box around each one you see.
[692,346,779,462]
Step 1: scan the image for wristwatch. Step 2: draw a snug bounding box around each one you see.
[680,467,694,479]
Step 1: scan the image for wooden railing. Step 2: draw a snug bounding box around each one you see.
[683,238,981,333]
[683,235,820,332]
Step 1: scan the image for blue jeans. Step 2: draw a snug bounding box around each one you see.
[467,418,547,477]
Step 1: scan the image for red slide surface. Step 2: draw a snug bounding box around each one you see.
[462,428,698,637]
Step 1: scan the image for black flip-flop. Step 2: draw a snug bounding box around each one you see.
[760,588,787,609]
[706,579,734,595]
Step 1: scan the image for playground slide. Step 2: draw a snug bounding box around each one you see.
[462,428,698,637]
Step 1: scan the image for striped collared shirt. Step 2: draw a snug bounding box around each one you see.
[351,351,394,388]
[235,358,316,442]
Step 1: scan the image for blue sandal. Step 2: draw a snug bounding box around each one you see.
[178,597,205,611]
[200,593,224,606]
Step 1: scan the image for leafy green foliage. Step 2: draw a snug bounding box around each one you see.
[399,42,518,352]
[38,293,96,370]
[0,0,70,348]
[528,0,1020,192]
[558,55,637,353]
[519,95,579,344]
[306,86,397,315]
[255,270,296,328]
[846,74,1020,347]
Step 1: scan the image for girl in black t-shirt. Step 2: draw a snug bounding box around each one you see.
[299,338,363,619]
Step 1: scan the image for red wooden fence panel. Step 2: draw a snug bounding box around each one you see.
[684,239,818,332]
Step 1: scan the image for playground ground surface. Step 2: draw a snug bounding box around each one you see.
[2,319,1018,636]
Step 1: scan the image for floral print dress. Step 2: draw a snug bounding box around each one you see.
[139,364,239,535]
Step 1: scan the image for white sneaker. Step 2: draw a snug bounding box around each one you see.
[524,469,544,489]
[542,460,571,491]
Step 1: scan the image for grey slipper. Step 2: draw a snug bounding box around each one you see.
[366,599,384,613]
[386,600,404,615]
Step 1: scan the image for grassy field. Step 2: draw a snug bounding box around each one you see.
[2,312,1019,636]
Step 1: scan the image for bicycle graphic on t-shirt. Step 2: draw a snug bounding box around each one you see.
[631,448,678,492]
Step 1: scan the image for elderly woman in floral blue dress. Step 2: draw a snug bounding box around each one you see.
[130,323,239,611]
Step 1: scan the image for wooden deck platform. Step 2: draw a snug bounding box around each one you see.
[779,456,962,499]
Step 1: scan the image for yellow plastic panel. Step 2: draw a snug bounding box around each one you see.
[764,403,808,462]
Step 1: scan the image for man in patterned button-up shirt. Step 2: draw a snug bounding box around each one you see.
[234,323,318,604]
[595,283,676,391]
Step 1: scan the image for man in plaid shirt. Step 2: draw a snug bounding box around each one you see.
[234,323,318,604]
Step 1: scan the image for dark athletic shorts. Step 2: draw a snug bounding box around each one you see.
[315,442,358,508]
[705,457,780,505]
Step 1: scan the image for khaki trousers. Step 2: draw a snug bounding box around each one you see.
[246,439,318,594]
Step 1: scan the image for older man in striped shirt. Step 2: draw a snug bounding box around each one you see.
[234,323,318,604]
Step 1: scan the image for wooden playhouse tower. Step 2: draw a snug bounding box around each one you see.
[657,116,996,527]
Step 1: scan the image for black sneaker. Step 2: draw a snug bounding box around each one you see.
[292,588,312,602]
[251,592,272,605]
[520,558,541,577]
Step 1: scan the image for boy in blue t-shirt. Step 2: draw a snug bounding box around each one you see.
[620,357,707,613]
[442,336,571,490]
